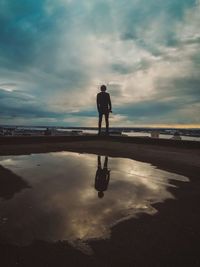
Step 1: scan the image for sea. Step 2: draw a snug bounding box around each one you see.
[1,125,200,142]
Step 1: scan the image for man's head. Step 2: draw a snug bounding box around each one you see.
[98,191,104,198]
[100,85,107,92]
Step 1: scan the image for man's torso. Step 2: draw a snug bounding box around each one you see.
[97,92,110,113]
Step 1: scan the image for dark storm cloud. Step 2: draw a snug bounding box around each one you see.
[118,100,177,118]
[119,0,196,43]
[0,0,199,126]
[0,0,67,69]
[160,78,200,99]
[116,74,200,124]
[0,89,60,118]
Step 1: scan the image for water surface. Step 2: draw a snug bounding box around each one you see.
[0,152,188,250]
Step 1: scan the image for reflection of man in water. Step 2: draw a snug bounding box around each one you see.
[95,155,110,198]
[96,85,112,135]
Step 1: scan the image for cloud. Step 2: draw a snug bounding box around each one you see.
[0,0,199,126]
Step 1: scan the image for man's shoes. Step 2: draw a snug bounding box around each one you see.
[98,131,110,136]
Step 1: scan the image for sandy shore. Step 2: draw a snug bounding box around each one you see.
[0,137,200,266]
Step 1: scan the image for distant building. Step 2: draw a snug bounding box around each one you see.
[0,127,14,136]
[44,128,52,136]
[171,131,182,140]
[151,131,159,138]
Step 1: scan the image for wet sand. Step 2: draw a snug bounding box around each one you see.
[0,136,200,266]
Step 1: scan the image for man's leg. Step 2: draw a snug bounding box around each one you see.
[103,156,108,169]
[105,113,109,134]
[98,155,101,168]
[98,113,103,135]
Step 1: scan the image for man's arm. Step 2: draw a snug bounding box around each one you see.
[106,170,110,184]
[108,94,112,111]
[96,94,100,112]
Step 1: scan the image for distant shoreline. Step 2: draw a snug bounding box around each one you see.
[1,126,200,141]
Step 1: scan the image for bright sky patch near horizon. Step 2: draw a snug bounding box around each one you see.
[0,0,200,128]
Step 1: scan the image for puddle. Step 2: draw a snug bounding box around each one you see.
[0,152,189,252]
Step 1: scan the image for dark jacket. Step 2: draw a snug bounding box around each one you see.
[95,168,110,192]
[96,92,112,114]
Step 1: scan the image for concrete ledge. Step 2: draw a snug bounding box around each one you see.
[0,135,199,149]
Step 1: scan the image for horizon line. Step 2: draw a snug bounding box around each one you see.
[1,124,200,129]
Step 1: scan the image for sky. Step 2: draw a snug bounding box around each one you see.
[0,0,200,128]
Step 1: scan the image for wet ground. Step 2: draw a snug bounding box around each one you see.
[0,140,200,267]
[0,152,189,257]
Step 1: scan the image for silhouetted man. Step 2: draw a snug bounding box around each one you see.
[95,155,110,198]
[96,85,112,135]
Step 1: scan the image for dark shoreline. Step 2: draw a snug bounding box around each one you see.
[0,137,200,267]
[1,135,200,149]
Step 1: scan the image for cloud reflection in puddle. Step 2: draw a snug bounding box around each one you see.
[0,152,189,252]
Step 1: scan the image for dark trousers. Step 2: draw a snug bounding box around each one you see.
[98,112,109,133]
